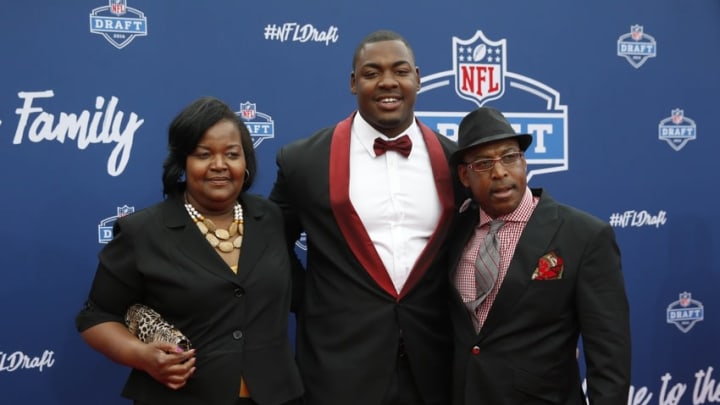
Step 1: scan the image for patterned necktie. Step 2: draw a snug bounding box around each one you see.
[373,135,412,157]
[469,219,505,311]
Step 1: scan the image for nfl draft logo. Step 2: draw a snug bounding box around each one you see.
[658,108,697,151]
[666,292,704,333]
[617,25,657,69]
[453,31,506,106]
[417,30,568,182]
[98,205,135,243]
[89,0,148,49]
[236,102,275,148]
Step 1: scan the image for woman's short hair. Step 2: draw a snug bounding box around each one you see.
[161,96,256,197]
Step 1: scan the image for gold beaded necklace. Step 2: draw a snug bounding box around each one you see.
[184,200,244,253]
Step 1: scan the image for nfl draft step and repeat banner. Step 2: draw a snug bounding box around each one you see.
[1,1,718,404]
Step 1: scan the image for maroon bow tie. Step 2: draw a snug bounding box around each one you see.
[373,135,412,158]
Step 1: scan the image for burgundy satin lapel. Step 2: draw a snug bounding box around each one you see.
[398,121,455,299]
[329,113,397,299]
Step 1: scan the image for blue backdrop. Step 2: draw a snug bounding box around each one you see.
[1,1,718,404]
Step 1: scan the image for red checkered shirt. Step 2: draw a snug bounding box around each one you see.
[454,187,538,332]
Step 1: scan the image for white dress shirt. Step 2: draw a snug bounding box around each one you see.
[349,113,442,293]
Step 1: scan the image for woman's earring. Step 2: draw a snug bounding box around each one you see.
[245,169,250,180]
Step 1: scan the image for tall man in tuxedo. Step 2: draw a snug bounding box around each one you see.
[448,107,631,404]
[269,30,459,405]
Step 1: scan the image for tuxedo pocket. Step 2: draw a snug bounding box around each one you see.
[528,278,567,287]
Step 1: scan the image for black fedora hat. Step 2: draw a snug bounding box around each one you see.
[451,107,532,165]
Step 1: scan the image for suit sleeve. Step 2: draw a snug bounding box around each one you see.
[577,224,631,404]
[76,219,144,331]
[269,146,306,313]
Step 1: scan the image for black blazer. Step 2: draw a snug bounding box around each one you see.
[76,193,303,405]
[269,113,460,405]
[447,188,631,405]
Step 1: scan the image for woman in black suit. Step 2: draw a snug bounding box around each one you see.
[76,96,303,405]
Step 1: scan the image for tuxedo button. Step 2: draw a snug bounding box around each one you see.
[234,287,245,297]
[232,330,244,340]
[471,346,480,355]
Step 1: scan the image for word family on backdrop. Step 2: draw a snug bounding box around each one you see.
[10,90,142,176]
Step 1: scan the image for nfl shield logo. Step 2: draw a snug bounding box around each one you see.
[117,205,134,218]
[631,25,643,41]
[671,109,684,124]
[679,292,691,307]
[453,31,506,107]
[239,102,257,120]
[109,0,126,16]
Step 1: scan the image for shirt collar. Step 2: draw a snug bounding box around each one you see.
[351,112,419,157]
[479,186,536,227]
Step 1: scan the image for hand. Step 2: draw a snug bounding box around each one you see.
[138,341,197,390]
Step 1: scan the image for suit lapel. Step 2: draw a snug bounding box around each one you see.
[329,114,455,300]
[235,196,269,282]
[479,190,561,336]
[164,195,250,286]
[449,207,481,330]
[329,113,396,298]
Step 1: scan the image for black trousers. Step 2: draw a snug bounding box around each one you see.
[237,398,303,405]
[136,398,302,405]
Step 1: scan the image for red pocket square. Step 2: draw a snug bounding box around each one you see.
[532,252,564,280]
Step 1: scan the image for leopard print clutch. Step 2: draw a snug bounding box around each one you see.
[125,304,192,351]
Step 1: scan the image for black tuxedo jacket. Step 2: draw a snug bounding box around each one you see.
[270,113,460,405]
[76,193,303,405]
[447,188,631,405]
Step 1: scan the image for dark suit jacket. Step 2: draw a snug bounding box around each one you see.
[269,113,459,405]
[76,192,303,405]
[447,188,631,405]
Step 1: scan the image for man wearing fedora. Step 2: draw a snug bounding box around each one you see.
[446,107,631,404]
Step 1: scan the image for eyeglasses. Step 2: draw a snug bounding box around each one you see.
[465,151,524,172]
